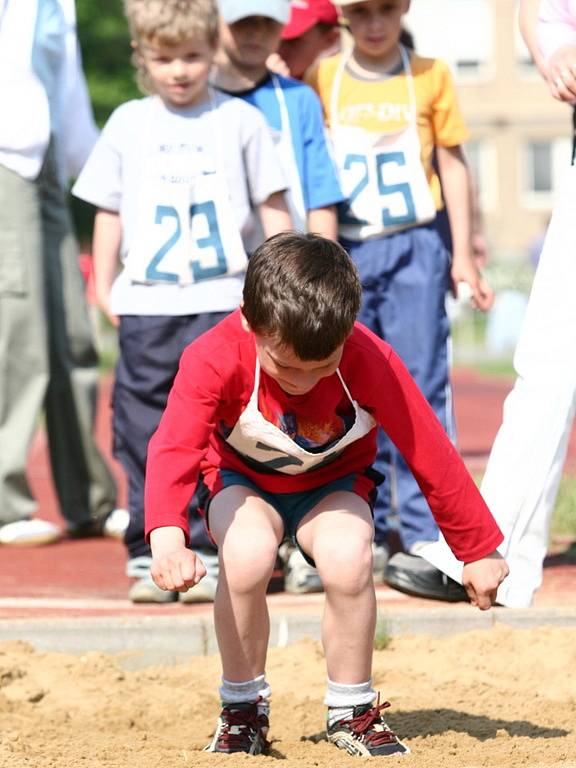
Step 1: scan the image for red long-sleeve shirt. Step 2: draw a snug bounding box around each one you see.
[145,311,502,562]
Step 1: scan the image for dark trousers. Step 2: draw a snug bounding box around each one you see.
[113,312,228,559]
[341,223,454,553]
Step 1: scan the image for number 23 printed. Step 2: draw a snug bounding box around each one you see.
[146,201,228,283]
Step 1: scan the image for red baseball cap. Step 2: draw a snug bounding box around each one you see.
[281,0,339,40]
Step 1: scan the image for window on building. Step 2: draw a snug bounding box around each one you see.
[455,60,482,76]
[404,0,493,82]
[527,142,552,192]
[522,138,571,206]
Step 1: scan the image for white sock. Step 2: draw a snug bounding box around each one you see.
[324,679,375,727]
[219,675,271,717]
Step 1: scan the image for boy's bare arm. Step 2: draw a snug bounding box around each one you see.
[93,209,122,327]
[150,526,207,592]
[258,190,293,239]
[436,145,494,312]
[469,173,489,269]
[462,551,509,610]
[307,205,338,241]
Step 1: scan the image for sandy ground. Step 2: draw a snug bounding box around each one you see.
[0,625,575,767]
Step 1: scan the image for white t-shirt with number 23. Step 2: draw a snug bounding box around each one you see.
[72,92,287,316]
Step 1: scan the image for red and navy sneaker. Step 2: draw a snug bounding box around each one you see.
[204,701,269,755]
[327,696,409,757]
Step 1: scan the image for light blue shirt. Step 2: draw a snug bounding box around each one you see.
[32,0,66,126]
[0,0,97,180]
[219,74,344,212]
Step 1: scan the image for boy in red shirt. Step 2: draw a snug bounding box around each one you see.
[145,232,508,758]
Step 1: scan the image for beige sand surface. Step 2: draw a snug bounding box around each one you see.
[0,624,575,767]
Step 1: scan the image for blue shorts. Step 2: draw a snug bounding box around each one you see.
[205,470,375,566]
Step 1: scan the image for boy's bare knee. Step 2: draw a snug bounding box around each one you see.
[220,533,278,592]
[314,536,373,594]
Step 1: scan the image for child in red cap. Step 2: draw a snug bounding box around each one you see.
[279,0,340,78]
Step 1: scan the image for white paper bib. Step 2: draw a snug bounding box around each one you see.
[224,359,376,475]
[123,94,248,286]
[330,46,436,241]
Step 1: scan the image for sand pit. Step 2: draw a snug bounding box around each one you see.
[0,624,574,767]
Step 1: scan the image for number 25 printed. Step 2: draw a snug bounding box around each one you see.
[146,201,228,283]
[339,150,417,227]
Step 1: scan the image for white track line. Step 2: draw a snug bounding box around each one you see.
[0,588,409,612]
[0,597,134,610]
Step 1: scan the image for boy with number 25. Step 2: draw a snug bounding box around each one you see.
[309,0,495,591]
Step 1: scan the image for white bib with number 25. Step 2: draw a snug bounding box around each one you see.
[330,46,436,241]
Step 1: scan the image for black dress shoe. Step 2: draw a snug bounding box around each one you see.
[67,519,105,539]
[385,552,469,603]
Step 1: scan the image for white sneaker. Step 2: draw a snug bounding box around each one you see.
[180,549,219,604]
[0,518,62,546]
[179,576,217,603]
[102,508,130,540]
[409,540,437,556]
[129,575,179,603]
[372,542,390,584]
[283,548,323,594]
[126,555,178,603]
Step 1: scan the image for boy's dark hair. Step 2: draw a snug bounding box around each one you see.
[243,232,362,360]
[400,27,415,50]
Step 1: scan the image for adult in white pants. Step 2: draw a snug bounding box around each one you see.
[418,0,576,607]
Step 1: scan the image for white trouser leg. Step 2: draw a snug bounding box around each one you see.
[418,165,576,606]
[481,381,575,607]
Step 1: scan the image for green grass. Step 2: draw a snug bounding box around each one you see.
[550,475,576,541]
[463,358,516,379]
[98,341,118,373]
[373,620,392,651]
[451,312,488,354]
[473,472,576,544]
[95,317,119,374]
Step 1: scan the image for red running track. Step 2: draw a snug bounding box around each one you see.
[1,370,575,616]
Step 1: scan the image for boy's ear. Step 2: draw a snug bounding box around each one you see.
[240,304,252,333]
[131,40,143,63]
[326,27,340,47]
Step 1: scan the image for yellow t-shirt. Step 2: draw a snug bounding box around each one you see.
[308,52,468,210]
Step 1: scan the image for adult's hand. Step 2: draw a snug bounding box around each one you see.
[547,44,576,102]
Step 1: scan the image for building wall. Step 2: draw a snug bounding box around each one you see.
[405,0,571,260]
